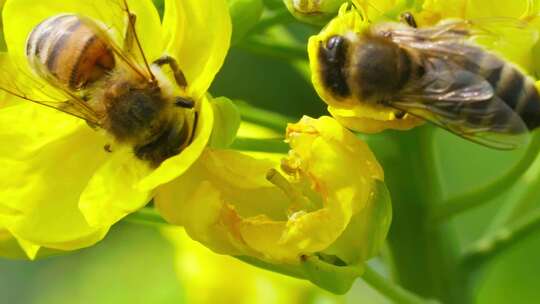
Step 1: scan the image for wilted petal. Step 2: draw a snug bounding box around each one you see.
[157,116,390,270]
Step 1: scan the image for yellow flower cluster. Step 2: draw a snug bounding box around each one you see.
[0,0,392,293]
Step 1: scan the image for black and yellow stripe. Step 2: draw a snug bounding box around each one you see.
[26,14,115,90]
[466,48,540,130]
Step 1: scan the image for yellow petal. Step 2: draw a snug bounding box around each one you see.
[0,221,33,259]
[15,237,41,260]
[137,95,214,191]
[162,0,232,99]
[3,0,162,75]
[0,103,110,250]
[79,147,152,227]
[328,105,424,133]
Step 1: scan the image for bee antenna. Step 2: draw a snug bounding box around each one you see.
[122,0,156,83]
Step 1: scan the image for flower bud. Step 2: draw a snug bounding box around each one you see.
[283,0,347,25]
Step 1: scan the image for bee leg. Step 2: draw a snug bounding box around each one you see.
[104,144,113,153]
[153,55,188,88]
[123,12,137,54]
[400,12,417,28]
[175,97,195,109]
[188,111,199,145]
[394,110,407,119]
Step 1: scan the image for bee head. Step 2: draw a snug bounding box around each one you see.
[318,35,351,99]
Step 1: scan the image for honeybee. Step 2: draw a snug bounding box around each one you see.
[1,0,197,166]
[316,12,540,149]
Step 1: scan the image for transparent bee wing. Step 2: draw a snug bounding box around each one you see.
[387,17,535,43]
[0,53,102,124]
[403,57,496,102]
[393,91,529,150]
[380,23,531,149]
[76,0,156,83]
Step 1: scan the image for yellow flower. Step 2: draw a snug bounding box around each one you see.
[163,227,344,304]
[156,116,392,293]
[0,0,231,256]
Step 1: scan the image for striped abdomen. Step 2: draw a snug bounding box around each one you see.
[461,46,540,130]
[26,14,115,90]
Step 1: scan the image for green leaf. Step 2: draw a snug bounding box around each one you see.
[301,254,364,294]
[208,97,241,149]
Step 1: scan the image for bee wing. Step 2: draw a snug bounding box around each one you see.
[393,95,529,149]
[76,0,155,82]
[379,21,531,149]
[0,53,103,124]
[392,59,528,149]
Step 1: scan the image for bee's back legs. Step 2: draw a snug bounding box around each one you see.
[153,55,188,88]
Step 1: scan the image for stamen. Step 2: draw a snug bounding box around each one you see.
[266,168,316,215]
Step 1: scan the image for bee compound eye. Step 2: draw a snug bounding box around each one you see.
[326,35,344,50]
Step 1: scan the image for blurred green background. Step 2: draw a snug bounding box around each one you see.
[2,0,540,303]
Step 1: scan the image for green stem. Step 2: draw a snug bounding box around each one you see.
[123,207,168,226]
[370,126,468,303]
[230,137,289,153]
[236,102,294,132]
[363,266,438,304]
[429,134,540,223]
[237,36,307,61]
[461,207,540,269]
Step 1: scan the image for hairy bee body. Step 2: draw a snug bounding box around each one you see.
[24,14,194,166]
[316,21,540,148]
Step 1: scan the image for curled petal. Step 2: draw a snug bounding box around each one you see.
[162,0,232,99]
